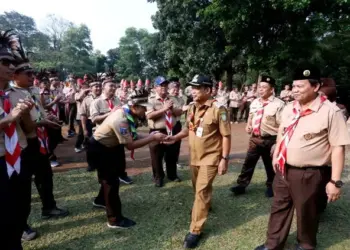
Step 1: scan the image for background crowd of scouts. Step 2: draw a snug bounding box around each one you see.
[1,29,349,250]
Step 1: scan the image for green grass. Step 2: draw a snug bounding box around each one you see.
[24,161,350,250]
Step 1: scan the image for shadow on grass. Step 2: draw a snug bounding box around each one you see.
[25,164,350,250]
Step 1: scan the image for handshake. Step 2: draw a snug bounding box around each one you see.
[150,131,177,144]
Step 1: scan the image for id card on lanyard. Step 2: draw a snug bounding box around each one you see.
[196,118,204,137]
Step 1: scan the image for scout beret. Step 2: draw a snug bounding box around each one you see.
[129,90,152,107]
[259,75,276,86]
[293,65,321,81]
[188,74,213,87]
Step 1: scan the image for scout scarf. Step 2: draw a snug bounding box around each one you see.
[31,92,49,155]
[188,99,216,132]
[252,99,270,136]
[276,94,327,175]
[123,104,137,160]
[0,90,21,177]
[50,90,59,118]
[160,98,173,136]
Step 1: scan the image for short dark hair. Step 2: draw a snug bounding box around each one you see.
[308,79,321,87]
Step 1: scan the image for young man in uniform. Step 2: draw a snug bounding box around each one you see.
[164,75,231,249]
[74,80,91,153]
[87,91,166,228]
[0,29,36,250]
[80,81,102,171]
[230,76,285,197]
[146,76,183,187]
[90,79,132,184]
[11,46,68,241]
[255,66,350,250]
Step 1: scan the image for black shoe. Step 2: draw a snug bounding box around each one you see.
[183,233,202,249]
[93,201,106,209]
[42,207,69,219]
[107,217,136,229]
[265,187,274,198]
[169,177,182,182]
[155,179,164,187]
[254,245,270,250]
[230,185,246,196]
[119,176,133,185]
[87,166,95,172]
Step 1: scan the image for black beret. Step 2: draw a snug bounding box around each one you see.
[188,74,213,87]
[260,75,276,86]
[293,65,320,81]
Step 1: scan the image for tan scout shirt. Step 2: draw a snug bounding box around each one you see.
[229,91,241,108]
[93,109,132,147]
[249,96,285,136]
[146,93,182,129]
[247,90,258,102]
[12,86,48,138]
[80,94,99,120]
[185,100,231,166]
[169,95,185,122]
[0,88,29,156]
[90,94,120,127]
[281,95,350,167]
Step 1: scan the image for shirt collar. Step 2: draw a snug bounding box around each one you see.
[156,93,168,101]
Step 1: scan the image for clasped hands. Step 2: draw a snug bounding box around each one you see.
[149,131,177,144]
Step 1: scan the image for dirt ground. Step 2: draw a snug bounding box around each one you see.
[53,123,251,175]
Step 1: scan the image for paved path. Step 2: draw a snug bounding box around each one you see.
[53,123,251,174]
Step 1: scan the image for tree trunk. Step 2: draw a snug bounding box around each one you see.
[226,64,233,91]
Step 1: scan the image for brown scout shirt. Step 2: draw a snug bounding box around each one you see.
[90,94,120,127]
[12,86,47,139]
[281,95,350,167]
[146,93,182,129]
[93,109,132,147]
[185,100,231,166]
[0,87,29,156]
[168,95,185,122]
[80,94,100,120]
[249,96,285,136]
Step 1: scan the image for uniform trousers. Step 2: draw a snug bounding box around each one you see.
[190,165,218,234]
[47,127,61,161]
[0,151,31,250]
[237,135,276,188]
[87,138,125,223]
[149,122,182,181]
[22,138,56,230]
[265,166,331,250]
[230,107,239,122]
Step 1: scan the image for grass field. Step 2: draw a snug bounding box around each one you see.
[24,159,350,250]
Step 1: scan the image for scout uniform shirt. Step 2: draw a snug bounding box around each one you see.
[247,89,257,103]
[249,96,285,136]
[280,95,350,167]
[168,95,185,122]
[0,87,29,156]
[216,90,229,108]
[146,93,182,129]
[12,86,47,139]
[185,100,231,166]
[80,94,100,120]
[229,90,241,108]
[90,94,120,127]
[93,109,132,147]
[280,90,292,101]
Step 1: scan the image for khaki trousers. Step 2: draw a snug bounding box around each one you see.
[190,165,218,234]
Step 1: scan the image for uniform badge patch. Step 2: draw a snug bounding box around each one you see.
[119,122,129,135]
[303,133,313,140]
[220,112,227,122]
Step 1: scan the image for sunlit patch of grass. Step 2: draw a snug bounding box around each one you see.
[24,160,350,250]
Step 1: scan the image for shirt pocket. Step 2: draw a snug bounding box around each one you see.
[301,127,328,141]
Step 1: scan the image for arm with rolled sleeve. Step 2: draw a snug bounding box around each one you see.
[329,110,350,181]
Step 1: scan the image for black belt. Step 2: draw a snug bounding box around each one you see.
[286,164,330,170]
[252,134,277,140]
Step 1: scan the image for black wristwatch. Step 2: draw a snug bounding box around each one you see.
[222,156,229,161]
[330,180,344,188]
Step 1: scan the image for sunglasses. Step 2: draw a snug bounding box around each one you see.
[0,59,15,67]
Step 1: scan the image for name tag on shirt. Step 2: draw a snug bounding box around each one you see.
[196,127,203,137]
